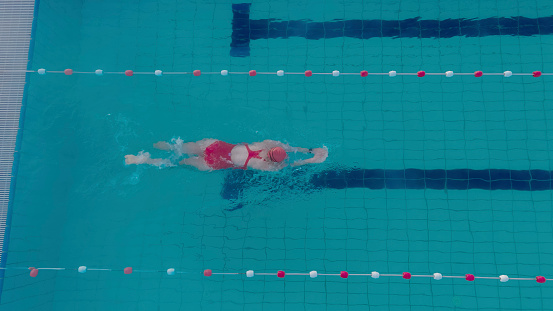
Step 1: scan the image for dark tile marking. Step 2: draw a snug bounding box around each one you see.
[231,3,553,56]
[221,168,553,209]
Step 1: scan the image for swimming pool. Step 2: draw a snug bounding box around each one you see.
[1,0,553,309]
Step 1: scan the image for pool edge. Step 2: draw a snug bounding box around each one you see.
[0,0,41,303]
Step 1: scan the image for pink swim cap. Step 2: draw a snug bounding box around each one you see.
[268,147,287,162]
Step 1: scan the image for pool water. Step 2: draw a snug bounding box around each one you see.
[2,0,553,310]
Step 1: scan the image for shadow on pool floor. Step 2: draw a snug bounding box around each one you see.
[221,167,553,210]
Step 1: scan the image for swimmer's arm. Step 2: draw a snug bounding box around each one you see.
[291,147,328,166]
[260,140,310,153]
[253,160,287,171]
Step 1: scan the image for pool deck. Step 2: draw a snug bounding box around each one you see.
[0,0,36,270]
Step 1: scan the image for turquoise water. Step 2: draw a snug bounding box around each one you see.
[2,0,553,310]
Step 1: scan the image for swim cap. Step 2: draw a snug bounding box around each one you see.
[268,147,287,162]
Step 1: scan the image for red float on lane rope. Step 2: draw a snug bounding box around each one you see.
[417,71,425,77]
[64,69,73,75]
[305,70,312,77]
[193,70,201,76]
[125,70,133,76]
[340,271,348,278]
[249,70,256,76]
[465,274,475,281]
[29,267,38,277]
[474,71,483,77]
[403,272,411,279]
[533,71,542,77]
[204,269,212,277]
[360,70,368,77]
[536,276,546,283]
[277,271,285,278]
[124,267,133,274]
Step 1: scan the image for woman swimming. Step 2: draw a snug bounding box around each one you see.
[125,138,328,171]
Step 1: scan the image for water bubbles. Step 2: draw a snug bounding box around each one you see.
[129,171,140,185]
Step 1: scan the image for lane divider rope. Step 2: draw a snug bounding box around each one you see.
[16,69,550,78]
[203,270,550,283]
[4,267,550,283]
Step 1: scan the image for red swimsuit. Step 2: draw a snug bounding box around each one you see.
[203,141,262,170]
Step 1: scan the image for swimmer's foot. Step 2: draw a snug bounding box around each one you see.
[153,141,172,151]
[125,155,140,165]
[125,152,151,165]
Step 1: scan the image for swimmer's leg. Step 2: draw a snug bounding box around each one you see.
[154,139,216,155]
[125,152,173,167]
[179,142,205,155]
[153,141,201,154]
[153,141,173,151]
[179,156,211,171]
[180,139,217,155]
[144,157,173,166]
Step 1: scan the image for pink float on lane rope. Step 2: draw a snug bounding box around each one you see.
[29,267,38,277]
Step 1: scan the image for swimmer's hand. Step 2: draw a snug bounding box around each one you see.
[308,147,328,163]
[291,147,328,166]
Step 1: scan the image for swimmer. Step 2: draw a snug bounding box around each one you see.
[125,138,328,171]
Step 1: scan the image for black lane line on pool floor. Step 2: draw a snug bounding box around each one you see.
[221,168,553,208]
[231,3,553,57]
